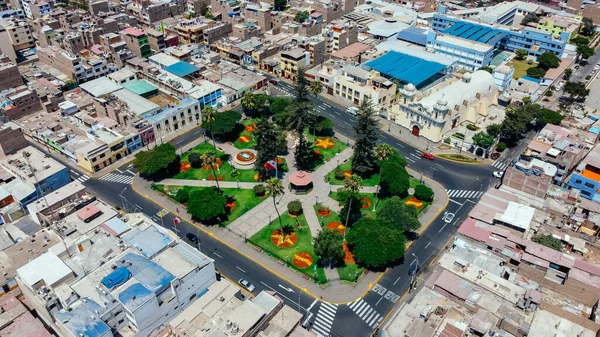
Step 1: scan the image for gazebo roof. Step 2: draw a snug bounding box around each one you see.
[289,171,313,186]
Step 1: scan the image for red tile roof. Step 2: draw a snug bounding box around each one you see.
[121,27,146,37]
[457,217,491,242]
[76,204,101,221]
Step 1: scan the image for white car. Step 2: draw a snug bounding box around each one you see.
[346,106,359,116]
[238,279,255,292]
[493,171,503,178]
[443,212,455,224]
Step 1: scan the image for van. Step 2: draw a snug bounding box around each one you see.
[346,106,359,116]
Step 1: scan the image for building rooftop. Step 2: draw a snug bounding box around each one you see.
[144,97,197,124]
[111,88,160,116]
[121,27,146,37]
[366,50,447,87]
[17,251,73,289]
[1,146,65,185]
[122,79,158,96]
[164,61,200,78]
[79,76,123,97]
[442,20,508,45]
[149,53,181,68]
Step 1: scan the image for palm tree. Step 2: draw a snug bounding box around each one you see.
[266,178,285,242]
[241,91,256,113]
[343,174,363,241]
[202,107,217,148]
[201,152,221,192]
[309,80,323,98]
[373,143,393,210]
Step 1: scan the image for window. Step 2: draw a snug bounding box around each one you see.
[584,182,595,188]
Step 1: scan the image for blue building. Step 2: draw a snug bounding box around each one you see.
[365,51,451,88]
[427,6,569,70]
[125,134,143,153]
[567,164,600,202]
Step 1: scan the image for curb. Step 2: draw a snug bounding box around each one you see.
[433,153,491,165]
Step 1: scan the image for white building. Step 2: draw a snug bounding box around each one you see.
[493,65,514,93]
[332,65,396,109]
[389,70,499,143]
[15,212,216,337]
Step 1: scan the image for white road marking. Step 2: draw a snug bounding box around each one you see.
[393,276,401,285]
[236,266,246,273]
[213,252,223,258]
[425,241,431,249]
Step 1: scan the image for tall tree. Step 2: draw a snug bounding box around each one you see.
[133,143,178,179]
[266,178,285,241]
[576,44,595,63]
[373,143,394,209]
[515,49,528,60]
[343,174,362,241]
[273,0,286,11]
[376,196,420,232]
[241,91,256,113]
[288,68,316,170]
[564,81,590,101]
[204,110,241,136]
[187,187,227,222]
[347,217,406,269]
[472,132,495,149]
[202,106,217,148]
[292,67,310,103]
[309,80,323,98]
[201,152,221,192]
[537,52,560,70]
[352,97,379,176]
[254,118,281,179]
[581,17,595,36]
[314,229,344,268]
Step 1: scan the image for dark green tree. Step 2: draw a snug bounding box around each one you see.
[133,143,179,178]
[581,17,595,36]
[351,97,379,176]
[563,68,573,81]
[254,118,283,178]
[577,44,595,62]
[292,67,310,103]
[380,162,410,197]
[314,229,345,268]
[314,116,334,135]
[515,49,528,60]
[188,152,202,168]
[521,12,539,26]
[537,52,560,70]
[486,123,501,138]
[288,69,315,170]
[187,187,227,222]
[347,217,406,269]
[414,184,434,202]
[570,36,590,47]
[387,154,408,167]
[532,234,563,251]
[273,0,286,10]
[204,110,241,135]
[174,189,190,203]
[294,10,309,22]
[536,108,563,126]
[526,67,546,79]
[376,196,421,232]
[564,81,590,101]
[472,132,495,148]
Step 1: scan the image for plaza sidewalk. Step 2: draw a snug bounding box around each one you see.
[133,137,449,302]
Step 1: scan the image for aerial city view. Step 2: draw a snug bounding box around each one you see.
[0,0,599,336]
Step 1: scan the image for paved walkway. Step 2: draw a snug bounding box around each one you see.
[136,135,449,301]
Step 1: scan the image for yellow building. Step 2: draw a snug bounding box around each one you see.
[333,65,396,109]
[280,48,308,80]
[175,18,214,44]
[75,129,127,172]
[536,15,580,41]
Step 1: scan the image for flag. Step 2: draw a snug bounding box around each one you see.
[174,217,180,225]
[264,159,277,170]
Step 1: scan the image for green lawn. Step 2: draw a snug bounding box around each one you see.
[305,131,348,170]
[409,177,421,188]
[151,185,264,226]
[249,213,328,284]
[438,153,480,163]
[329,191,430,218]
[326,159,380,186]
[508,59,537,79]
[314,204,342,227]
[233,118,258,149]
[175,142,260,182]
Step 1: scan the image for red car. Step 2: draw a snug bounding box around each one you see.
[269,79,278,85]
[421,152,434,160]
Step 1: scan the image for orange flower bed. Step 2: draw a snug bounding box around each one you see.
[277,157,284,165]
[225,199,236,211]
[343,170,352,179]
[253,173,263,181]
[327,221,345,234]
[317,208,331,217]
[313,150,322,157]
[180,161,191,172]
[270,230,298,248]
[361,197,372,209]
[209,174,225,181]
[405,197,423,209]
[292,252,314,269]
[343,242,355,264]
[202,159,222,170]
[315,137,335,149]
[244,124,256,132]
[238,135,251,143]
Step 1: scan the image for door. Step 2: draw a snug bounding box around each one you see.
[411,125,420,137]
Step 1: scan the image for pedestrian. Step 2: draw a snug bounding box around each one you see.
[176,208,179,213]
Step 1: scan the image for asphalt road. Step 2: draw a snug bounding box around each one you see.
[45,83,505,337]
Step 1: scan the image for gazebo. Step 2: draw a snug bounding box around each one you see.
[289,171,313,194]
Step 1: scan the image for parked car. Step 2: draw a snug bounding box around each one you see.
[346,106,359,116]
[269,79,278,85]
[493,171,503,178]
[443,212,455,224]
[409,263,419,276]
[238,279,255,292]
[421,152,434,160]
[186,233,198,244]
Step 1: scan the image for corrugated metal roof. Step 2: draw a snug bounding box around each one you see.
[365,51,447,86]
[164,61,200,78]
[397,26,428,46]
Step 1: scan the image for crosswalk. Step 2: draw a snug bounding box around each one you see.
[100,173,134,184]
[312,302,337,337]
[405,150,422,163]
[492,160,509,170]
[347,298,382,328]
[447,190,484,199]
[70,170,90,183]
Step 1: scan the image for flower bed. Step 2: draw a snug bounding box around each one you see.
[245,124,256,132]
[344,170,352,179]
[405,197,423,209]
[343,242,355,264]
[270,230,298,248]
[202,159,223,170]
[315,137,335,149]
[314,150,322,157]
[180,162,191,172]
[327,221,345,234]
[361,197,372,209]
[209,174,225,181]
[253,173,263,181]
[226,199,236,211]
[318,208,331,217]
[292,252,314,269]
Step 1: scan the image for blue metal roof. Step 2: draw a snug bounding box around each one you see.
[442,22,507,45]
[365,51,447,87]
[590,126,600,135]
[118,283,154,312]
[397,26,428,46]
[164,61,200,78]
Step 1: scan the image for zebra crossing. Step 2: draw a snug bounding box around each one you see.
[70,170,90,183]
[447,190,484,199]
[312,302,337,337]
[347,298,382,328]
[492,160,509,170]
[405,150,422,163]
[99,173,134,184]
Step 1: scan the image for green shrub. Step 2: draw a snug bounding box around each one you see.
[444,137,451,144]
[334,169,346,180]
[174,189,190,203]
[496,142,507,152]
[466,124,478,131]
[453,133,465,140]
[188,152,202,168]
[414,184,434,202]
[387,154,408,167]
[287,200,303,215]
[253,184,266,197]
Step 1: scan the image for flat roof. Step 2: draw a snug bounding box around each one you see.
[111,88,160,115]
[26,180,86,214]
[148,53,180,68]
[442,21,508,45]
[79,77,122,97]
[17,252,72,288]
[365,51,447,86]
[496,201,534,230]
[164,61,200,78]
[1,146,65,185]
[122,80,158,96]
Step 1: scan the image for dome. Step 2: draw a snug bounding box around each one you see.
[405,83,416,91]
[462,72,472,83]
[436,95,448,107]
